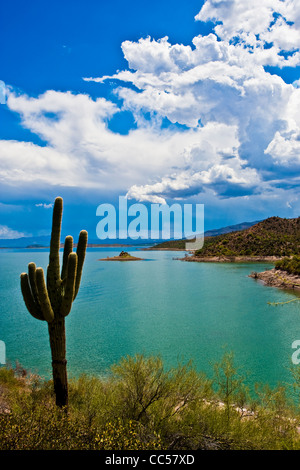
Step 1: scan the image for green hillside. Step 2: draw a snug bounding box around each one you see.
[148,239,186,250]
[194,217,300,258]
[148,220,258,250]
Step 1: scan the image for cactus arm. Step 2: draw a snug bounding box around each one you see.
[28,262,41,308]
[74,230,88,299]
[20,273,44,321]
[47,197,63,304]
[60,253,77,317]
[36,268,55,323]
[49,197,63,274]
[61,235,73,281]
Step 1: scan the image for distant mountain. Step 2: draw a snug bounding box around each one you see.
[2,218,298,256]
[204,221,261,237]
[0,221,258,248]
[0,236,51,248]
[194,216,300,257]
[147,220,260,250]
[0,235,156,248]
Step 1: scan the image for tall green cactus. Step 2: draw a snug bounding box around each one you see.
[20,197,88,408]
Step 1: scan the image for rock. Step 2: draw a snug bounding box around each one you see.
[249,268,300,291]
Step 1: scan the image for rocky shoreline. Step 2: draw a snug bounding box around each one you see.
[181,255,282,263]
[249,268,300,291]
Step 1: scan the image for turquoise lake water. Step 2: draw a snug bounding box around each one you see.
[1,247,300,391]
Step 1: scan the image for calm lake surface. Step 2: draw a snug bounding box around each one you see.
[1,247,300,391]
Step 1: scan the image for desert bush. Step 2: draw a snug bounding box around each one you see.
[1,353,300,450]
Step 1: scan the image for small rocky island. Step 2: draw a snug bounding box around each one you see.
[99,251,144,261]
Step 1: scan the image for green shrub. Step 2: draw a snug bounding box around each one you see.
[93,418,162,450]
[1,354,300,450]
[275,256,300,275]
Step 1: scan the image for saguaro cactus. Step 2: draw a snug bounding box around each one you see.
[20,197,88,408]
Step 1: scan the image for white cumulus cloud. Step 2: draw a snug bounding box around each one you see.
[0,225,27,239]
[1,0,300,211]
[35,203,54,209]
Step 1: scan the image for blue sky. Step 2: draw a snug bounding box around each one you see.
[1,0,300,240]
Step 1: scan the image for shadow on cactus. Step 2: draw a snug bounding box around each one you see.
[20,197,88,408]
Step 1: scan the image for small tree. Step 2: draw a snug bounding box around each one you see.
[20,197,88,408]
[213,351,246,426]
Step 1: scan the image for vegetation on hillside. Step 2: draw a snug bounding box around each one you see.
[148,217,300,256]
[275,256,300,276]
[148,239,186,250]
[194,217,300,258]
[1,353,300,450]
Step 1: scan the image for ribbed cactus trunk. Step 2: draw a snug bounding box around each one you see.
[20,197,88,408]
[48,318,68,408]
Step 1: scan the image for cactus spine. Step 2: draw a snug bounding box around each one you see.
[20,197,88,408]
